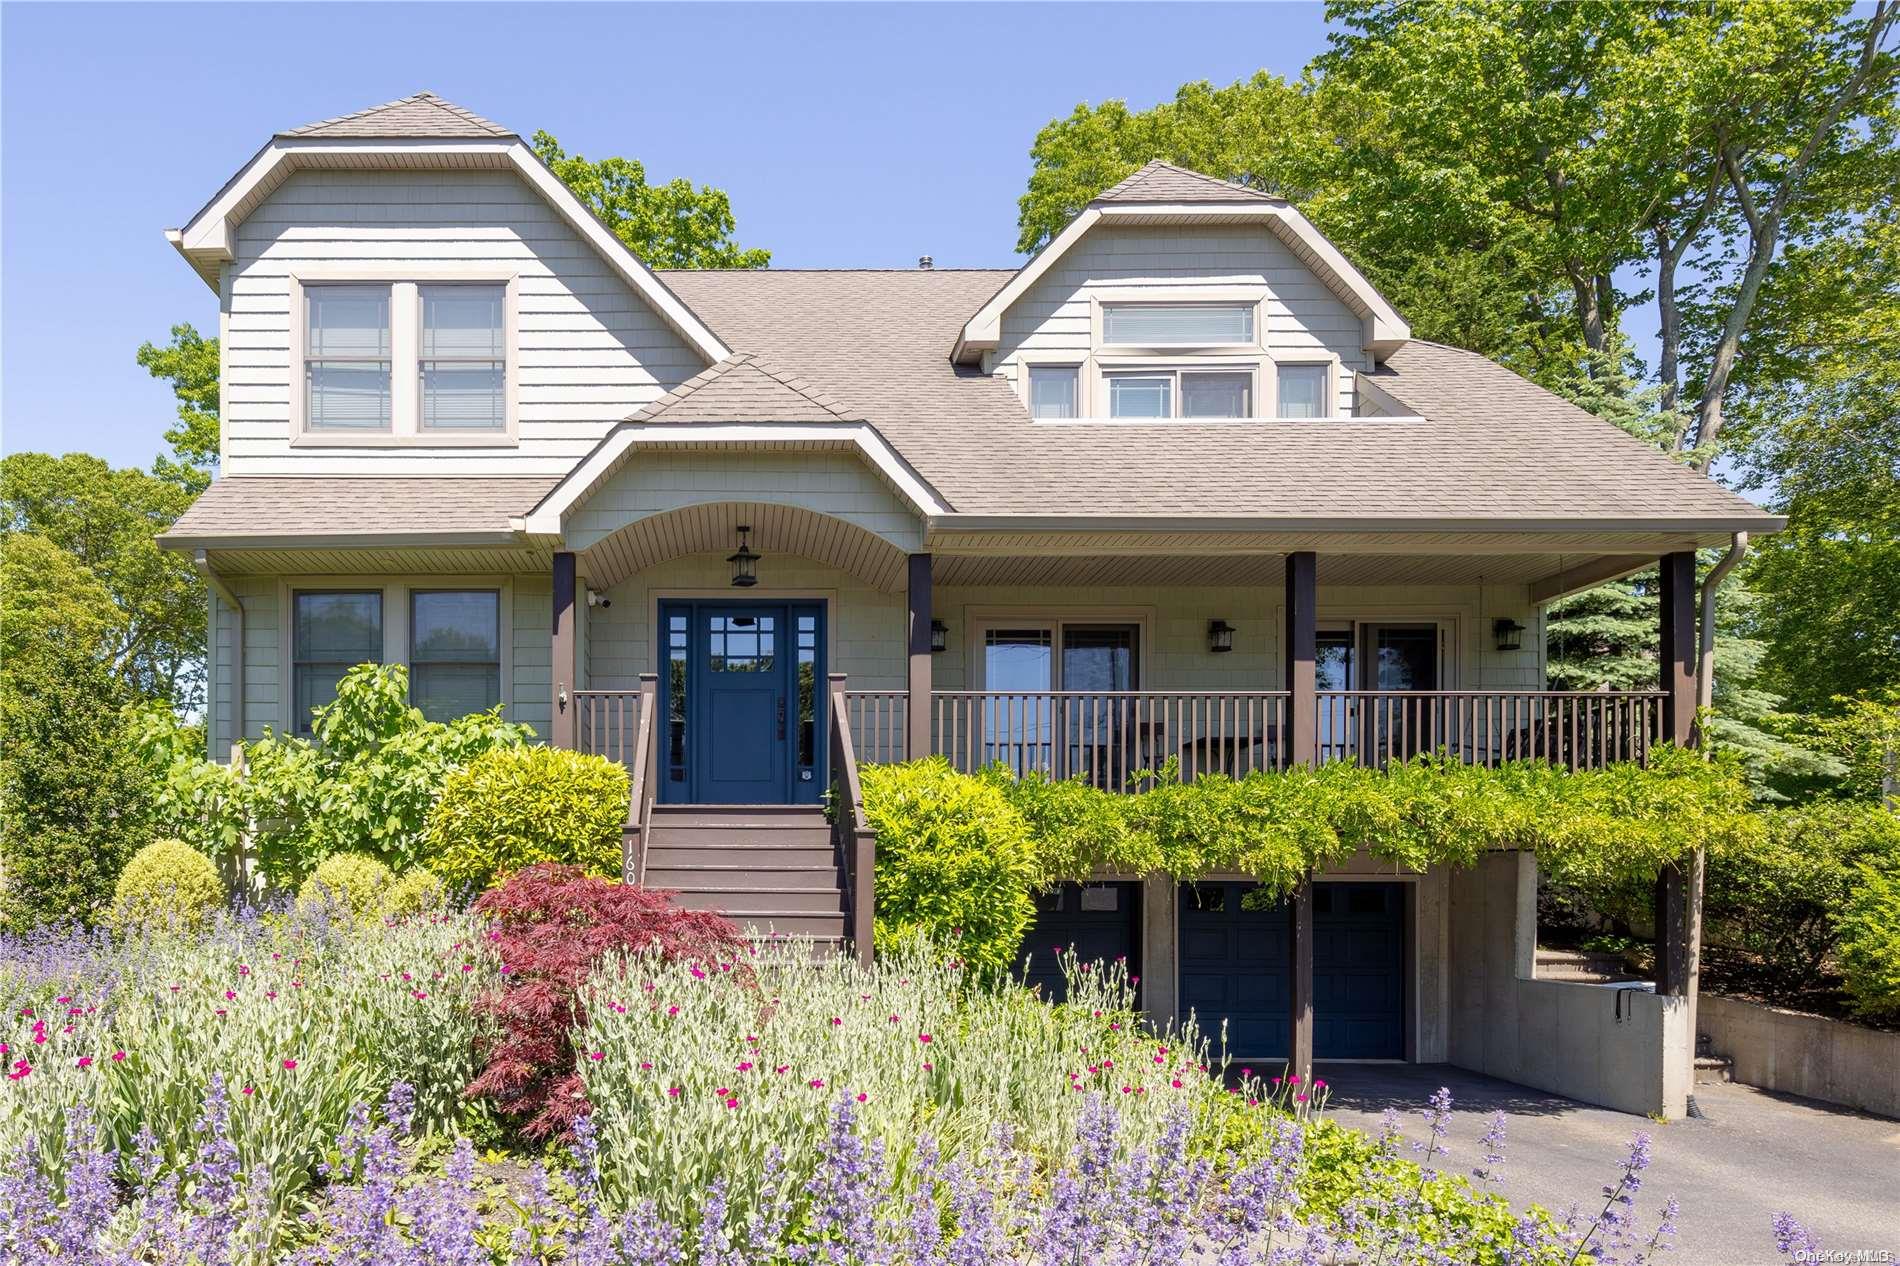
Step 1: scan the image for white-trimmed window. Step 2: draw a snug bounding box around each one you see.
[1277,364,1331,418]
[1028,365,1080,419]
[1103,303,1254,346]
[305,286,393,431]
[1106,369,1254,419]
[409,590,501,720]
[292,591,384,731]
[420,285,507,431]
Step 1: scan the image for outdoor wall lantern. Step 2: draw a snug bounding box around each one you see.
[929,619,949,653]
[1493,617,1527,653]
[1207,619,1236,653]
[727,525,760,588]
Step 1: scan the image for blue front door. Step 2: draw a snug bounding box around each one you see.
[659,601,825,805]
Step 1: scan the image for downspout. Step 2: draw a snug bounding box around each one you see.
[1697,532,1748,713]
[1684,530,1746,1118]
[193,552,244,756]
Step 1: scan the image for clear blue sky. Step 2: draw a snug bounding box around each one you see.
[0,1,1333,470]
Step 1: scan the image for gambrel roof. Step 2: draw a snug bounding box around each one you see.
[278,91,514,140]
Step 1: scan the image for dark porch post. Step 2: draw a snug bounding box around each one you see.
[1284,550,1318,1084]
[552,551,578,751]
[906,553,933,762]
[1655,550,1698,997]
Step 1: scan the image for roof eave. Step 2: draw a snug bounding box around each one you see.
[157,528,525,553]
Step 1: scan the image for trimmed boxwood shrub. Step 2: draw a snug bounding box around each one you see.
[384,865,448,917]
[858,757,1039,970]
[110,839,226,930]
[1838,859,1900,1018]
[298,851,394,920]
[424,746,628,890]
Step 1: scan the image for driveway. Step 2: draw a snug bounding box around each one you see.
[1314,1063,1900,1265]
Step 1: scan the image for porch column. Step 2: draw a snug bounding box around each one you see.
[1283,550,1318,1082]
[552,551,578,751]
[906,553,932,762]
[1283,551,1317,766]
[1655,550,1698,997]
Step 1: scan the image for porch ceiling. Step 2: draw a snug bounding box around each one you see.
[578,500,911,592]
[928,550,1655,595]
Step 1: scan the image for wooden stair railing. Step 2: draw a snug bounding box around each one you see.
[622,672,660,884]
[827,672,876,967]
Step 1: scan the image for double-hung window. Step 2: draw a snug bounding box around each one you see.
[1106,369,1254,419]
[409,590,502,721]
[420,285,507,431]
[1028,365,1080,418]
[292,591,384,731]
[305,286,392,431]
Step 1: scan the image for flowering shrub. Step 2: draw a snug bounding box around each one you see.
[110,838,226,930]
[467,864,744,1138]
[0,903,493,1222]
[5,1070,1708,1265]
[424,745,630,890]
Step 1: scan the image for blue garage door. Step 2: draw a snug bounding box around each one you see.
[1177,881,1405,1060]
[1016,882,1142,1004]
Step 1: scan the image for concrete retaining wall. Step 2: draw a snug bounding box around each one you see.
[1700,994,1900,1120]
[1448,851,1691,1118]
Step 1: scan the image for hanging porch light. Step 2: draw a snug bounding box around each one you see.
[728,524,760,588]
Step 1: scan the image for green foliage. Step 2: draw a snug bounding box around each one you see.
[983,767,1157,883]
[424,746,628,891]
[135,664,533,889]
[1800,691,1900,805]
[134,322,221,493]
[110,839,226,931]
[384,867,448,917]
[532,131,770,269]
[298,852,396,921]
[0,535,155,929]
[858,758,1039,969]
[1837,857,1900,1018]
[0,452,204,707]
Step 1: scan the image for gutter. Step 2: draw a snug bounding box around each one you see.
[194,553,244,755]
[1697,533,1749,713]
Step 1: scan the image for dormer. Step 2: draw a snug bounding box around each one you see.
[955,161,1409,422]
[166,92,728,475]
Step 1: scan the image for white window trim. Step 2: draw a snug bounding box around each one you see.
[1024,360,1085,420]
[280,577,516,731]
[288,267,519,448]
[1098,363,1262,422]
[1272,355,1342,420]
[1089,288,1268,355]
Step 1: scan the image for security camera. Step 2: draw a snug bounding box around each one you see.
[587,589,611,609]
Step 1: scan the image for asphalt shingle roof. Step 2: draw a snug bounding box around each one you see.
[163,476,557,542]
[632,352,861,424]
[1094,160,1285,205]
[279,92,514,140]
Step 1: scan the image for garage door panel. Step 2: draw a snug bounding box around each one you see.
[1015,882,1141,1005]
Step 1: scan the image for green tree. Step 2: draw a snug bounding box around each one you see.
[0,452,204,708]
[532,131,771,269]
[136,322,220,492]
[0,535,154,928]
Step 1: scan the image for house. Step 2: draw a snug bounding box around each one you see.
[158,92,1781,1117]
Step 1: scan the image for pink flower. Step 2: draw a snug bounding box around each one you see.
[281,1059,297,1071]
[242,1085,255,1096]
[1171,1078,1183,1088]
[238,965,250,976]
[888,1015,900,1024]
[829,1017,842,1027]
[1296,1092,1309,1103]
[667,1005,680,1017]
[75,1056,92,1069]
[1314,1078,1328,1090]
[923,1062,934,1071]
[715,1087,731,1097]
[460,964,474,973]
[667,1086,682,1097]
[724,1097,739,1109]
[110,1050,125,1062]
[412,990,428,1000]
[224,990,236,1001]
[639,1061,653,1070]
[809,1078,825,1089]
[918,1033,933,1044]
[588,1051,605,1062]
[774,1064,789,1075]
[855,1092,868,1103]
[0,1044,7,1055]
[7,1062,29,1080]
[736,1061,754,1072]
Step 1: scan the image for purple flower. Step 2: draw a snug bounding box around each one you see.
[1472,1110,1508,1187]
[1772,1212,1821,1260]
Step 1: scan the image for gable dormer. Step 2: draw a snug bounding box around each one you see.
[956,161,1408,422]
[168,92,728,476]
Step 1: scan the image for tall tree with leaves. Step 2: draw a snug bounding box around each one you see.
[136,323,221,493]
[532,132,770,269]
[0,453,205,708]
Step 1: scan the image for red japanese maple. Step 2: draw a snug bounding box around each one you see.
[466,863,744,1138]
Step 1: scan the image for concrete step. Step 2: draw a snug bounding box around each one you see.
[1535,948,1635,983]
[1695,1054,1734,1084]
[668,887,845,916]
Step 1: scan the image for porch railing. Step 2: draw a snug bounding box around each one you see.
[837,687,1668,784]
[1315,690,1666,772]
[828,674,876,967]
[576,683,659,881]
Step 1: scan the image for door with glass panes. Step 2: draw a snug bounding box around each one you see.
[1316,624,1443,764]
[658,601,825,804]
[980,623,1140,788]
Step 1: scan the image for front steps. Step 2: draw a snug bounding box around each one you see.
[640,805,848,954]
